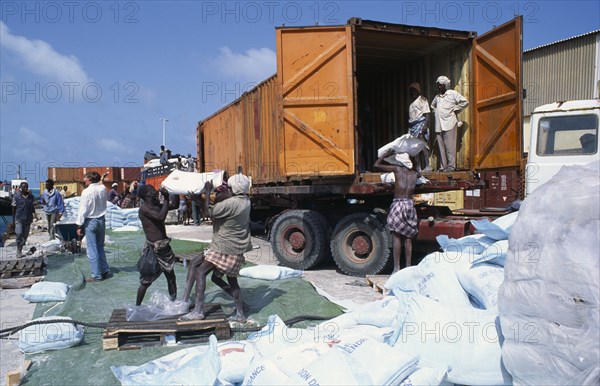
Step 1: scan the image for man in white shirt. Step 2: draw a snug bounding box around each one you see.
[76,171,112,282]
[430,76,469,172]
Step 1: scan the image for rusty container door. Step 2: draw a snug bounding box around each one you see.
[472,17,522,170]
[276,25,355,177]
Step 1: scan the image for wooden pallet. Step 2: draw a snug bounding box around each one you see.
[0,258,46,279]
[103,303,231,350]
[0,276,44,289]
[365,275,390,295]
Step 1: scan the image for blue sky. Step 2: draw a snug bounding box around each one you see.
[1,0,599,183]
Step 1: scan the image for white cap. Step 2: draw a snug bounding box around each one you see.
[436,75,451,87]
[227,174,251,195]
[112,183,118,188]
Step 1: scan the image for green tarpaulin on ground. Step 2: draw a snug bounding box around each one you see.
[22,231,343,385]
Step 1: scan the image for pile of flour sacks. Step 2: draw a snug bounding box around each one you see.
[111,162,600,385]
[61,198,141,229]
[111,210,514,385]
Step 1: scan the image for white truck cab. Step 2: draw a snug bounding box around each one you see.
[526,99,599,196]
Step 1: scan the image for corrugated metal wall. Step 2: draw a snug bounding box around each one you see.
[523,31,599,116]
[198,75,280,184]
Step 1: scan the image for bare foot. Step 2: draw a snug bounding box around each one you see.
[179,311,205,321]
[228,310,246,323]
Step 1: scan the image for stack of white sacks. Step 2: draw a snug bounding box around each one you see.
[111,211,514,385]
[109,162,598,385]
[61,197,141,229]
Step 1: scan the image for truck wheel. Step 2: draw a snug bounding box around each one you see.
[331,212,391,276]
[270,210,329,270]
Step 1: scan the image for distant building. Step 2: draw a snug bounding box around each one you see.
[523,30,600,152]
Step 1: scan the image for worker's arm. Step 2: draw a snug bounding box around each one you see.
[454,92,469,113]
[57,193,65,220]
[11,203,16,225]
[144,188,171,222]
[423,113,430,135]
[374,149,398,173]
[31,199,38,221]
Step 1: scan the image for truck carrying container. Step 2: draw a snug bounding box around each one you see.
[198,17,524,276]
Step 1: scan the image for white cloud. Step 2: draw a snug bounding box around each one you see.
[19,126,47,147]
[98,138,131,154]
[138,86,158,106]
[15,126,49,160]
[213,46,276,82]
[0,21,90,84]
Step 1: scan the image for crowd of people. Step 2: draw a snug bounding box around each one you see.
[106,180,140,209]
[158,146,196,172]
[9,79,470,318]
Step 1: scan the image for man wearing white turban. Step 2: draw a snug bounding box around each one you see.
[431,76,468,171]
[180,173,253,322]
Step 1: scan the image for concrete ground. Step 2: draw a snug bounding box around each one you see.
[0,212,383,385]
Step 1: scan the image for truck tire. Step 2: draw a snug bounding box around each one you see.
[270,210,329,270]
[331,212,391,276]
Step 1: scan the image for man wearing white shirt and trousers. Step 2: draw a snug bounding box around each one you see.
[76,171,112,282]
[430,75,469,172]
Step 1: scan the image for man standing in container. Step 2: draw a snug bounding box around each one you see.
[12,181,37,258]
[431,76,468,172]
[374,149,418,273]
[76,171,112,282]
[40,179,65,241]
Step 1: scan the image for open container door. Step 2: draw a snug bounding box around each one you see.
[472,16,523,170]
[276,25,355,177]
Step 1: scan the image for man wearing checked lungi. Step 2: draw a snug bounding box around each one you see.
[375,148,419,273]
[180,173,253,322]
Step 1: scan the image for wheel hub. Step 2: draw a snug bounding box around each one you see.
[351,235,371,255]
[289,231,306,250]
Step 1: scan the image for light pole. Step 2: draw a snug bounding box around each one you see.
[160,117,168,147]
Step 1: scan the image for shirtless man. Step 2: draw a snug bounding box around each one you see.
[374,149,419,273]
[136,185,178,305]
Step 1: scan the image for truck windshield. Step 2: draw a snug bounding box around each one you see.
[536,114,598,156]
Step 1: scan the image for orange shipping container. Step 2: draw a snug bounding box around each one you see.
[198,18,522,184]
[120,166,142,182]
[199,75,280,184]
[80,166,120,182]
[48,167,81,182]
[196,17,524,277]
